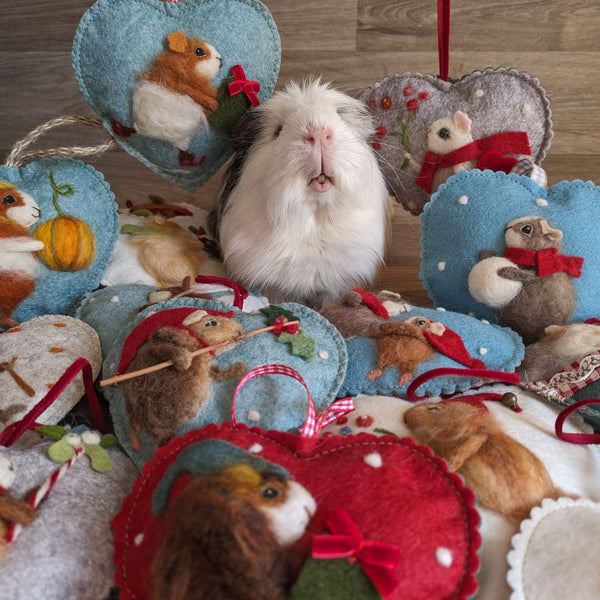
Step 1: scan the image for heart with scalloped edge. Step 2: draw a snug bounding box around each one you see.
[361,68,553,215]
[113,424,481,600]
[72,0,281,192]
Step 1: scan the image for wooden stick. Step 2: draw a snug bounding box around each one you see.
[100,321,300,388]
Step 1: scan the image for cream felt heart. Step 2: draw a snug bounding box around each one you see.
[0,315,102,431]
[72,0,281,191]
[360,68,553,214]
[0,157,118,328]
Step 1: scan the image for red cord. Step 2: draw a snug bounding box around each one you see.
[437,0,451,81]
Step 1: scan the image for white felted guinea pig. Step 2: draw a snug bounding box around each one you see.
[209,79,390,308]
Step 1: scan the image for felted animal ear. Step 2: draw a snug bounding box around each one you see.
[420,170,597,342]
[167,31,188,53]
[361,68,552,214]
[453,110,472,133]
[72,0,281,192]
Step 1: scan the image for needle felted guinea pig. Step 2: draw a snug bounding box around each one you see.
[209,80,390,309]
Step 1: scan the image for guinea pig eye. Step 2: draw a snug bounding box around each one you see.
[437,127,450,140]
[204,319,219,327]
[426,405,442,412]
[416,319,427,326]
[2,195,16,205]
[261,486,280,500]
[195,47,206,58]
[273,124,283,139]
[520,224,533,236]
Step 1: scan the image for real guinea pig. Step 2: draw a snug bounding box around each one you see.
[209,79,390,309]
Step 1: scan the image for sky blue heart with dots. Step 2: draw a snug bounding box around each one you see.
[72,0,280,192]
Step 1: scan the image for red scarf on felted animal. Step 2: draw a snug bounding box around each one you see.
[415,131,531,193]
[422,325,485,370]
[353,288,390,319]
[504,247,584,277]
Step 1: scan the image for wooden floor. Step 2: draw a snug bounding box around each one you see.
[2,0,600,306]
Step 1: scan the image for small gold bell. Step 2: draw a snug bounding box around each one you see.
[502,392,519,410]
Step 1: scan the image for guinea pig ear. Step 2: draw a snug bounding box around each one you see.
[337,97,375,141]
[167,31,188,53]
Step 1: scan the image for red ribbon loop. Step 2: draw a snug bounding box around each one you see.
[312,508,402,598]
[228,64,261,107]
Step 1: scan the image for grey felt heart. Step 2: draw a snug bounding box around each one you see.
[361,68,553,214]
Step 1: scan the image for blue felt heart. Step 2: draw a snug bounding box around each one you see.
[338,306,523,397]
[101,297,347,467]
[72,0,281,191]
[0,157,118,328]
[420,170,600,325]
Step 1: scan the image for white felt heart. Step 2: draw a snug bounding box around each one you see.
[361,68,553,214]
[0,315,102,430]
[72,0,281,191]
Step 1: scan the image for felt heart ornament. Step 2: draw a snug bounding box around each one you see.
[113,368,481,600]
[507,497,600,600]
[360,68,553,215]
[419,170,600,340]
[0,316,102,433]
[0,157,118,328]
[100,298,347,468]
[336,305,523,398]
[72,0,281,192]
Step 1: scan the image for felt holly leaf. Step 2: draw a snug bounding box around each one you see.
[113,426,481,600]
[36,425,70,441]
[72,0,281,192]
[419,170,600,331]
[361,68,553,214]
[260,305,300,325]
[85,444,113,473]
[48,439,77,463]
[0,158,118,327]
[277,330,316,360]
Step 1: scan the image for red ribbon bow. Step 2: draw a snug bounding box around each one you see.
[312,508,402,598]
[415,131,531,194]
[228,64,261,107]
[504,246,584,278]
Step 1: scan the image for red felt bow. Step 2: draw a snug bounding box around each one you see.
[312,508,402,598]
[415,131,531,193]
[504,247,584,278]
[228,65,261,107]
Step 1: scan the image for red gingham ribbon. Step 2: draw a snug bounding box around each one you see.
[231,364,354,438]
[228,64,261,107]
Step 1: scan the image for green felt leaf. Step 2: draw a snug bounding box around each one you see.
[207,73,251,135]
[259,305,300,325]
[99,435,118,449]
[36,425,69,441]
[48,439,76,463]
[277,330,315,360]
[289,556,382,600]
[85,444,113,473]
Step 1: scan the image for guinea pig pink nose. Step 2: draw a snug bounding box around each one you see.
[304,125,334,146]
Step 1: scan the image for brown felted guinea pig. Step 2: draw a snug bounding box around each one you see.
[403,399,565,524]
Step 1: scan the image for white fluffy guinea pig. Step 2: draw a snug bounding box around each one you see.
[209,79,390,309]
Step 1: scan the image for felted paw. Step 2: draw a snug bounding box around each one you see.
[0,158,118,327]
[361,68,553,214]
[419,170,600,331]
[0,315,102,432]
[72,0,281,191]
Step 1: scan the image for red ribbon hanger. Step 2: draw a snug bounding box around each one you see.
[438,0,451,81]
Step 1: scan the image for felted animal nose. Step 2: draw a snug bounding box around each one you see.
[304,125,334,146]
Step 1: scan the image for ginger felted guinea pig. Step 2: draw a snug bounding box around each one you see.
[404,399,565,524]
[209,80,390,309]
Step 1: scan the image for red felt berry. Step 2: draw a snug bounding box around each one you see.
[368,100,375,109]
[336,416,348,425]
[403,86,413,97]
[407,98,418,112]
[375,126,386,138]
[380,96,391,110]
[371,141,381,150]
[356,415,374,427]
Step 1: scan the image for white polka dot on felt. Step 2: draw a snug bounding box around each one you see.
[481,319,490,325]
[110,296,119,303]
[248,443,263,454]
[364,452,383,468]
[535,198,548,206]
[436,307,447,312]
[435,547,453,567]
[474,89,484,98]
[319,350,329,360]
[247,410,260,422]
[478,347,488,355]
[134,533,144,546]
[437,262,446,272]
[458,195,468,205]
[88,297,95,303]
[522,103,531,115]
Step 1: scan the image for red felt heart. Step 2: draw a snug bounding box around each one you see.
[113,423,481,600]
[476,150,518,174]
